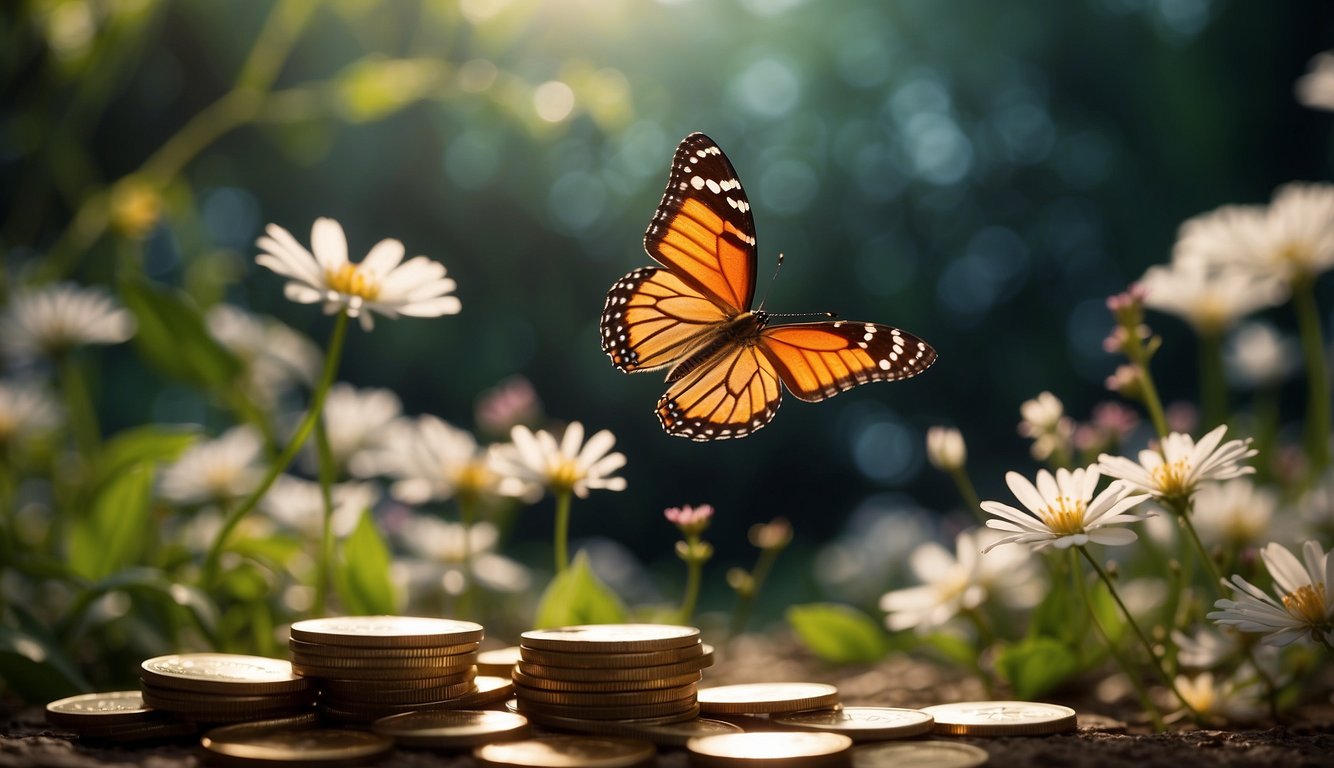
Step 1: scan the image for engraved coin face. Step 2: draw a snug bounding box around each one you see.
[772,706,936,741]
[373,709,529,748]
[921,701,1077,736]
[289,615,484,646]
[687,731,854,761]
[851,740,990,768]
[474,735,656,767]
[46,691,153,727]
[697,682,840,714]
[140,654,307,694]
[202,725,393,764]
[520,624,699,652]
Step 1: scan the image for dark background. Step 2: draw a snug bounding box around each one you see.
[3,1,1332,616]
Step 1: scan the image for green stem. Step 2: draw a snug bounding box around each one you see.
[731,545,783,637]
[58,351,101,458]
[1070,549,1166,730]
[202,312,348,586]
[313,418,337,618]
[553,490,571,575]
[677,537,704,625]
[949,467,985,526]
[1078,547,1201,722]
[1172,500,1224,595]
[458,497,477,620]
[1137,361,1171,439]
[1199,331,1227,431]
[1293,277,1330,477]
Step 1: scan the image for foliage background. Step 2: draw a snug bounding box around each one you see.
[3,0,1333,620]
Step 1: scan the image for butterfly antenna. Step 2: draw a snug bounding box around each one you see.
[757,253,785,312]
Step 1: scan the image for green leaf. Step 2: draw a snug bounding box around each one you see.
[90,424,199,495]
[0,625,88,702]
[786,603,890,665]
[61,568,220,641]
[533,551,626,629]
[67,461,153,580]
[334,510,397,615]
[995,637,1080,699]
[120,277,241,389]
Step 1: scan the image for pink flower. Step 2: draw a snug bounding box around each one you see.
[665,504,714,536]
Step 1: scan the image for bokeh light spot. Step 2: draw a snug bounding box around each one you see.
[734,57,801,118]
[534,80,575,123]
[758,158,818,215]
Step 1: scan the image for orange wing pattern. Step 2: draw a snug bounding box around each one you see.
[601,132,938,441]
[656,342,783,441]
[601,266,730,373]
[644,133,757,314]
[761,322,938,403]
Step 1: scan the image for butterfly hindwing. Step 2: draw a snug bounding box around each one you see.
[656,343,783,441]
[760,322,938,403]
[601,266,731,373]
[644,133,758,314]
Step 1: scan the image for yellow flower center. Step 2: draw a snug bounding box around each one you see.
[455,461,492,496]
[325,264,381,300]
[1275,240,1311,270]
[548,459,581,493]
[1150,458,1191,498]
[1282,583,1328,625]
[1039,496,1087,535]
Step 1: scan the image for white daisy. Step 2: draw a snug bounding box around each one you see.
[1224,321,1299,389]
[925,426,966,471]
[158,425,265,506]
[1175,184,1334,287]
[1172,204,1272,277]
[1296,51,1334,112]
[1140,260,1284,336]
[393,517,530,594]
[255,217,461,331]
[880,527,1043,633]
[1174,670,1266,725]
[1171,625,1237,670]
[372,414,506,505]
[1017,391,1073,462]
[1208,540,1334,647]
[489,422,626,500]
[980,466,1150,552]
[1190,478,1277,549]
[0,379,60,446]
[260,474,378,539]
[1097,425,1256,507]
[314,383,403,475]
[206,304,322,404]
[1,283,135,362]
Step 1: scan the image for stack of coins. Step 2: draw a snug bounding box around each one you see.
[45,690,197,743]
[139,654,315,724]
[513,624,710,728]
[288,615,484,724]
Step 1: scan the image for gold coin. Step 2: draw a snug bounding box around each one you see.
[523,711,743,747]
[697,683,840,715]
[141,654,308,695]
[294,661,476,681]
[518,641,706,668]
[772,707,936,741]
[321,678,477,706]
[474,735,656,768]
[516,682,696,707]
[46,691,155,727]
[319,668,477,692]
[687,732,853,766]
[202,724,392,765]
[921,701,1076,737]
[515,697,699,721]
[512,669,701,693]
[454,675,517,708]
[851,740,990,768]
[139,686,314,710]
[373,709,530,748]
[289,637,479,658]
[520,624,699,653]
[290,651,476,670]
[516,654,711,682]
[290,615,484,647]
[477,646,523,675]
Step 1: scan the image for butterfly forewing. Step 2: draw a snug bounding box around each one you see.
[601,266,731,373]
[644,133,758,314]
[656,342,783,441]
[760,322,938,403]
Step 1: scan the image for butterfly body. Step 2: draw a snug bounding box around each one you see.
[601,133,936,441]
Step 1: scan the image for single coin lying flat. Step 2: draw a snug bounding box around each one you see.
[921,701,1077,736]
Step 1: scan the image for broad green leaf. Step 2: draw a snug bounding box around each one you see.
[89,424,199,495]
[334,510,397,615]
[786,603,890,665]
[334,57,447,122]
[67,461,153,580]
[995,637,1081,699]
[120,277,241,389]
[533,551,626,629]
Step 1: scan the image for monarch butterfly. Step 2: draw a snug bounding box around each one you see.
[600,133,937,441]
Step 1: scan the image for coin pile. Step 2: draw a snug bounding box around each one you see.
[139,653,314,724]
[513,624,710,728]
[45,690,197,743]
[288,615,484,724]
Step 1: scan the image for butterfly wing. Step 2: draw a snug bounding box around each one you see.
[601,266,731,373]
[644,133,758,314]
[760,321,937,403]
[656,342,783,441]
